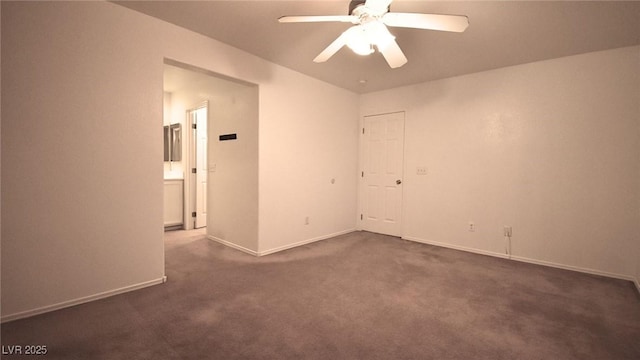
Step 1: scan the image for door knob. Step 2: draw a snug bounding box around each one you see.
[396,179,402,185]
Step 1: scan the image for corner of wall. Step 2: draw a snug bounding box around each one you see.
[361,46,640,280]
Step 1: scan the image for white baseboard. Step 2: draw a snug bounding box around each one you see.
[403,235,511,260]
[207,235,259,256]
[208,230,356,257]
[1,276,167,323]
[258,229,356,256]
[509,254,636,283]
[402,235,636,283]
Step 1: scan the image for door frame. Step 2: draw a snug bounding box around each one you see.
[357,111,406,236]
[184,101,209,229]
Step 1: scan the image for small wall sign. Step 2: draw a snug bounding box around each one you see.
[219,133,237,141]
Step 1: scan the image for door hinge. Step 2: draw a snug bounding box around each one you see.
[360,214,363,220]
[361,171,364,178]
[192,124,197,129]
[362,128,365,134]
[191,212,197,218]
[191,168,197,173]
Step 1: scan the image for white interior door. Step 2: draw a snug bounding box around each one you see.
[361,112,405,236]
[193,106,208,229]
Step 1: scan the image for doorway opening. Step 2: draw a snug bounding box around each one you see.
[163,63,213,232]
[162,58,259,254]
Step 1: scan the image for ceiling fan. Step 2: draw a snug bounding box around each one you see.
[278,0,469,68]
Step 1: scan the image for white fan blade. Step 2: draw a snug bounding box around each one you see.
[313,32,349,63]
[378,38,407,68]
[278,15,357,24]
[382,13,469,33]
[364,0,392,15]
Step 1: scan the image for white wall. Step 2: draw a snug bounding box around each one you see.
[258,66,360,254]
[1,1,358,320]
[1,1,166,320]
[361,46,640,279]
[209,84,260,252]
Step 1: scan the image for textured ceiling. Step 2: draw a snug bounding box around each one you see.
[115,1,640,94]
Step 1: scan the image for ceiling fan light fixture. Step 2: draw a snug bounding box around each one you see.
[367,21,395,51]
[348,41,374,56]
[345,26,374,56]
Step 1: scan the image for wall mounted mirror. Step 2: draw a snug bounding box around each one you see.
[164,123,181,161]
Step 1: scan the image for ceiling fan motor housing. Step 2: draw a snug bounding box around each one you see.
[349,0,389,16]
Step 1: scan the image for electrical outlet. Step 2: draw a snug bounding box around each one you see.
[468,222,475,232]
[504,226,512,237]
[416,166,428,175]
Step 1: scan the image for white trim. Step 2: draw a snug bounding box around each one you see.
[509,254,636,282]
[403,235,510,260]
[207,230,356,257]
[258,229,356,256]
[1,277,167,323]
[403,235,636,282]
[207,235,259,256]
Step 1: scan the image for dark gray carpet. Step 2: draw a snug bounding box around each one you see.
[2,230,640,359]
